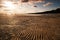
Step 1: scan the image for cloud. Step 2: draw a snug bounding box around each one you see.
[43,2,53,7]
[21,0,45,3]
[21,0,29,2]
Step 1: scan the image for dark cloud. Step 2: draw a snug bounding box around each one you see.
[22,0,29,2]
[21,0,45,2]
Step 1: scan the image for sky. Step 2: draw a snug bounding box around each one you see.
[0,0,60,13]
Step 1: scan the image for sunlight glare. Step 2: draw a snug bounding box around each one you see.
[2,1,18,15]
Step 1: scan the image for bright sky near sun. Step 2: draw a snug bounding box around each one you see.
[0,0,60,14]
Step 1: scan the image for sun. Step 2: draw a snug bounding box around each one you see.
[2,1,18,15]
[3,1,15,10]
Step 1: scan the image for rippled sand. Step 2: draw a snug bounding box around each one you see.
[0,13,60,40]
